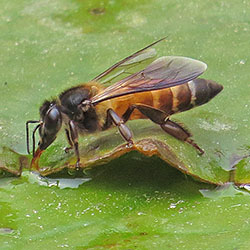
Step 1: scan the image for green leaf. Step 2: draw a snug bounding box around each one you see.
[1,0,249,185]
[1,0,250,248]
[1,164,250,249]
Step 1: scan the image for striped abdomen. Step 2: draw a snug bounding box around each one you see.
[109,78,223,120]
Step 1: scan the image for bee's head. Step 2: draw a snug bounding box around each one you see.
[26,100,62,165]
[37,100,62,151]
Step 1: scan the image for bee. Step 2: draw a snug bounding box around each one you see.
[26,38,223,170]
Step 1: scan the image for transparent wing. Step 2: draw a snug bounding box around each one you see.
[98,48,157,85]
[91,37,166,85]
[91,56,207,104]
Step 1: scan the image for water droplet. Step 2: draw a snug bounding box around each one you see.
[137,212,146,215]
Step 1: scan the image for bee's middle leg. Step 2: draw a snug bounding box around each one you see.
[107,109,133,145]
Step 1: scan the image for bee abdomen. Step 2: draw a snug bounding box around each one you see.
[188,78,223,107]
[159,78,223,115]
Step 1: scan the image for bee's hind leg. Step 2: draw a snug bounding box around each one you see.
[130,104,204,155]
[161,119,204,155]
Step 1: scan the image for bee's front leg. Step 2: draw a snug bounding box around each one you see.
[68,120,80,169]
[64,128,73,153]
[107,109,133,146]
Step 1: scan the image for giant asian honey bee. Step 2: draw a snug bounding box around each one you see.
[26,38,223,170]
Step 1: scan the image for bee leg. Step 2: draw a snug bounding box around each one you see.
[122,105,166,124]
[132,104,204,155]
[64,129,73,153]
[122,106,135,123]
[68,120,81,169]
[161,119,204,155]
[107,109,133,145]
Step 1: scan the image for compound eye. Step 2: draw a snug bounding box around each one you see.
[37,104,62,151]
[45,106,62,131]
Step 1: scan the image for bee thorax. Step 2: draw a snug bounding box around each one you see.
[81,100,92,112]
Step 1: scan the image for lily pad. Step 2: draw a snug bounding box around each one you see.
[0,0,250,185]
[1,0,250,249]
